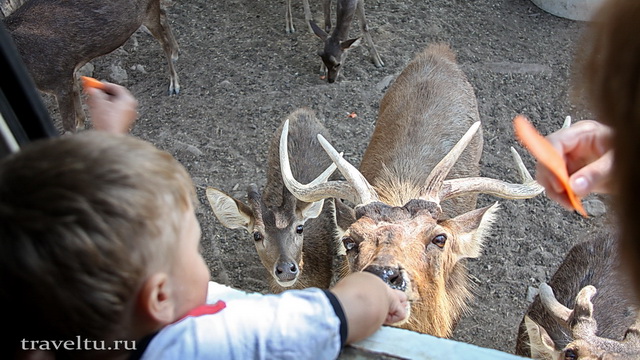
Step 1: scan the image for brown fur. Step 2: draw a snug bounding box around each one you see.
[0,0,26,18]
[360,43,482,217]
[207,108,344,293]
[515,230,640,359]
[2,0,180,132]
[340,43,495,337]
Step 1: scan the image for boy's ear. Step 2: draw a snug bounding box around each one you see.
[138,273,175,325]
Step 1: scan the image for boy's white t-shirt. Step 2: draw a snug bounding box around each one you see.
[137,284,346,360]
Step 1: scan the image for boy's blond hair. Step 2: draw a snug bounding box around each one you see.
[0,132,196,349]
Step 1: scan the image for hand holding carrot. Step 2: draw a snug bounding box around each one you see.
[532,119,614,210]
[82,77,138,134]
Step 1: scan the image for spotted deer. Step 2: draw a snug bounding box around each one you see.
[2,0,180,133]
[206,108,348,294]
[516,231,640,359]
[279,43,543,337]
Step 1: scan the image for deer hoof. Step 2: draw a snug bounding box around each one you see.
[168,84,180,96]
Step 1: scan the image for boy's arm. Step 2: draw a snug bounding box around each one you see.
[85,82,138,134]
[329,271,408,344]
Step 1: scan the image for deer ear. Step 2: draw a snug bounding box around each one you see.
[524,316,558,359]
[297,199,325,220]
[341,37,362,50]
[310,20,328,40]
[334,198,356,235]
[206,187,255,232]
[442,202,499,260]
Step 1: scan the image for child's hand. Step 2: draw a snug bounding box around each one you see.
[384,288,408,325]
[85,81,138,134]
[535,120,614,209]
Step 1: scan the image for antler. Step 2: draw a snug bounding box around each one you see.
[420,121,542,202]
[282,119,543,208]
[279,120,378,205]
[538,282,577,328]
[540,282,640,357]
[437,146,544,201]
[420,121,481,203]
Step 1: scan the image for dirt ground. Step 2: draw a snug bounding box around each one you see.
[33,0,613,355]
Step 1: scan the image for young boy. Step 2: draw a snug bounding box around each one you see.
[0,84,407,359]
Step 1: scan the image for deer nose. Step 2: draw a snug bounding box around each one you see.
[275,260,299,282]
[364,265,406,291]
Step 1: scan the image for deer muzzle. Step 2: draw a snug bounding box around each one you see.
[363,265,407,291]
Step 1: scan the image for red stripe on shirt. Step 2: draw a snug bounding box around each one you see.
[181,300,226,319]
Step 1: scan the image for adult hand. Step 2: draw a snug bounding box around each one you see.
[535,120,614,210]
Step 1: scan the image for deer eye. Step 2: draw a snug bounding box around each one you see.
[432,234,447,248]
[253,231,263,242]
[342,236,357,251]
[296,225,304,234]
[564,349,577,360]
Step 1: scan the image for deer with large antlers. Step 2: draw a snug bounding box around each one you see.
[279,43,543,337]
[206,108,348,293]
[516,231,640,359]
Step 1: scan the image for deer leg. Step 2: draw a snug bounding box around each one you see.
[143,2,180,95]
[55,78,86,133]
[285,0,295,33]
[302,0,314,34]
[356,0,383,68]
[319,62,327,78]
[315,0,330,78]
[323,0,332,33]
[337,50,349,81]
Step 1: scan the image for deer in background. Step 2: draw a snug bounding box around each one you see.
[285,0,312,33]
[2,0,180,133]
[516,230,640,359]
[206,108,348,293]
[279,43,543,337]
[310,0,382,83]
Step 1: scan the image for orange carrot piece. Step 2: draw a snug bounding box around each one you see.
[80,76,107,91]
[513,114,587,217]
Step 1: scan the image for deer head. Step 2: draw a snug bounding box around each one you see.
[206,113,338,290]
[279,120,543,336]
[311,19,361,84]
[206,183,329,289]
[309,0,362,83]
[526,283,640,360]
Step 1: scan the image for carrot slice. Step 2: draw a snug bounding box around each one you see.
[513,114,587,217]
[80,76,107,91]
